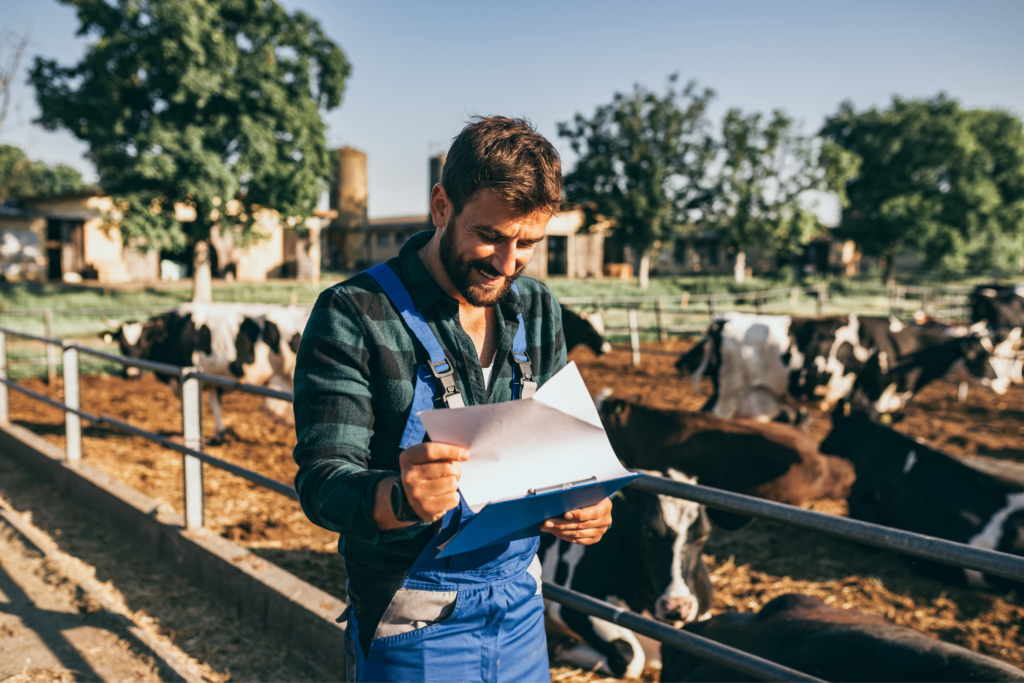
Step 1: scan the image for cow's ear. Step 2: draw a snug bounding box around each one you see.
[289,333,302,354]
[264,321,282,354]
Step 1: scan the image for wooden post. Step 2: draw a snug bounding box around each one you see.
[958,382,969,403]
[62,343,81,463]
[756,293,765,315]
[44,309,57,384]
[656,300,668,343]
[181,369,204,530]
[628,308,641,367]
[819,284,829,316]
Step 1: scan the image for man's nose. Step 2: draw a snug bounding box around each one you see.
[492,243,518,277]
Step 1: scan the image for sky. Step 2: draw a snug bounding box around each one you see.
[2,0,1023,220]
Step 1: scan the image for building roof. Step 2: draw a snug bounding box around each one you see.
[367,215,430,230]
[0,203,45,219]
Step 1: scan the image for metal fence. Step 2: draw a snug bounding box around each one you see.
[2,322,1023,682]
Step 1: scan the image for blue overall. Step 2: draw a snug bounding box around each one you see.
[343,264,550,682]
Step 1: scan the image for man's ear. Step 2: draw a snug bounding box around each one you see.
[429,183,453,230]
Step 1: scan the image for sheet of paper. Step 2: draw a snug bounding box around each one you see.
[417,362,631,510]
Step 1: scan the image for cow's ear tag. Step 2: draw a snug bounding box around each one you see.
[843,402,851,417]
[881,413,892,425]
[614,402,625,414]
[103,334,113,344]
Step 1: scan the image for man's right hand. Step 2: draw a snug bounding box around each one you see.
[399,443,468,523]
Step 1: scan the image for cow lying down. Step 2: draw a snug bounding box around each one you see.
[821,400,1024,590]
[541,475,712,679]
[595,391,855,529]
[662,593,1024,682]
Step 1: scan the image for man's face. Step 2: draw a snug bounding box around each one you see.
[437,189,550,307]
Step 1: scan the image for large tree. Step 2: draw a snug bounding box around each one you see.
[30,0,349,300]
[820,95,1024,280]
[558,75,716,289]
[0,144,84,202]
[703,108,828,283]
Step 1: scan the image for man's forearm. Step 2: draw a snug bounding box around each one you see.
[373,475,417,531]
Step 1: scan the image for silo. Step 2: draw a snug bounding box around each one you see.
[329,147,368,269]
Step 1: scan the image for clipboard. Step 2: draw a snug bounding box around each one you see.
[418,362,637,558]
[436,472,640,558]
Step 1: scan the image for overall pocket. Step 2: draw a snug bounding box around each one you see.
[371,587,459,641]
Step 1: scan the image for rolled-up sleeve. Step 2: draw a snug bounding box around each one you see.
[292,288,426,544]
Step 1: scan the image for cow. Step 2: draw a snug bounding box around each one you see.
[562,307,611,356]
[595,392,855,529]
[102,303,308,441]
[661,593,1024,682]
[853,327,1017,412]
[541,473,713,679]
[821,399,1024,590]
[972,284,1024,329]
[679,313,1015,422]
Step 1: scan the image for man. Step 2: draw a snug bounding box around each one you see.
[293,116,613,682]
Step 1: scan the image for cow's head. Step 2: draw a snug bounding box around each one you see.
[614,471,712,626]
[820,397,883,463]
[948,330,1017,395]
[101,315,170,378]
[576,310,612,355]
[229,316,276,384]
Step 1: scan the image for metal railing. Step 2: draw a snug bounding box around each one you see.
[3,322,1023,681]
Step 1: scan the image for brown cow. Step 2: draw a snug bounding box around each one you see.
[596,392,855,527]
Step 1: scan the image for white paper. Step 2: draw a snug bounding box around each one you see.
[417,362,631,510]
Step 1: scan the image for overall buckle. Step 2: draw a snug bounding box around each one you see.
[429,356,464,408]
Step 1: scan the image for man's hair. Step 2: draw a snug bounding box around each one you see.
[441,116,563,218]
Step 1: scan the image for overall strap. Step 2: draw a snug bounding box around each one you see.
[366,264,464,449]
[509,282,537,400]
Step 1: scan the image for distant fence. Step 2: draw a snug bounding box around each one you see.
[3,321,1022,682]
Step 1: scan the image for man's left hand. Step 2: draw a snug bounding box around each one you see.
[541,497,612,545]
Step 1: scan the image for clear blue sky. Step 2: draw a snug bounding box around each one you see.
[2,0,1023,219]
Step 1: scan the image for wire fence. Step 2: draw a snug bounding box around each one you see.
[3,320,1023,681]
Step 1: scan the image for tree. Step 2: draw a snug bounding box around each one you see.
[30,0,350,300]
[820,95,1024,281]
[559,75,716,289]
[703,108,827,283]
[0,144,84,202]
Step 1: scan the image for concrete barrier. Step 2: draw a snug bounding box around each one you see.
[0,421,347,678]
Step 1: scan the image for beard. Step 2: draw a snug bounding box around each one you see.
[438,218,524,307]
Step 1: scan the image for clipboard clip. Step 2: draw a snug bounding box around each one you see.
[527,476,597,496]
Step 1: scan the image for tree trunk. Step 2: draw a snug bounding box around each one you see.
[734,250,747,284]
[882,252,895,285]
[638,253,651,290]
[192,240,213,304]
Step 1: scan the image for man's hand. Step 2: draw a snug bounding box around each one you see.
[400,443,468,523]
[541,497,613,545]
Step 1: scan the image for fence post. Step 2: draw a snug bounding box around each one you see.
[44,309,57,385]
[756,293,765,315]
[958,382,969,403]
[656,300,668,343]
[181,368,204,530]
[0,329,7,424]
[628,308,641,367]
[62,343,82,463]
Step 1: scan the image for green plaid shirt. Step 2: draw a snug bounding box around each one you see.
[292,230,567,571]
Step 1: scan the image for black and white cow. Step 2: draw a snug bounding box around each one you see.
[541,474,713,678]
[561,307,611,356]
[662,593,1024,682]
[821,400,1024,590]
[678,313,1014,422]
[972,284,1024,329]
[103,303,309,441]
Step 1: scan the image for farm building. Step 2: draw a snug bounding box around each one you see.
[0,190,331,284]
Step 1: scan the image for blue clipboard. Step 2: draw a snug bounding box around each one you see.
[436,472,641,558]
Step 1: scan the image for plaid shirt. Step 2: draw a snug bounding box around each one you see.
[292,230,568,572]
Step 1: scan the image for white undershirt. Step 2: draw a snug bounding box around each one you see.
[481,350,498,389]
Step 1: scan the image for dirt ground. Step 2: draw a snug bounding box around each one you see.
[6,339,1024,680]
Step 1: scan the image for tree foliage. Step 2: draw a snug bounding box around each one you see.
[0,144,85,202]
[820,95,1024,277]
[703,108,828,271]
[558,76,716,274]
[29,0,350,253]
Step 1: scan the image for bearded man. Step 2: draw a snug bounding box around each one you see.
[292,116,613,682]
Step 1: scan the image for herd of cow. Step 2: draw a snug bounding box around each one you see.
[100,283,1024,682]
